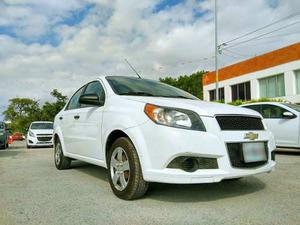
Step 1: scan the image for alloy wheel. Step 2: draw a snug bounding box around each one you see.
[55,142,62,166]
[110,147,130,191]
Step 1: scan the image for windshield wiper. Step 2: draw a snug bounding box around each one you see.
[157,95,194,99]
[119,91,154,96]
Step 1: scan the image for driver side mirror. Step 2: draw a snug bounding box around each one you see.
[79,93,104,107]
[282,111,296,119]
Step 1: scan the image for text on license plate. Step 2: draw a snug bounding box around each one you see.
[242,142,267,163]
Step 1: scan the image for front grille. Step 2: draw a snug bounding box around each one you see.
[37,137,52,142]
[227,142,268,168]
[216,116,264,131]
[37,134,52,136]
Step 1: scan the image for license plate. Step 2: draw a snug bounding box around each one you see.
[242,142,267,163]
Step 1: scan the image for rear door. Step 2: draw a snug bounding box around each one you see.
[59,85,86,154]
[72,80,106,160]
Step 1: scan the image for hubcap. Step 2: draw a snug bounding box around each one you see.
[110,147,130,191]
[55,143,61,165]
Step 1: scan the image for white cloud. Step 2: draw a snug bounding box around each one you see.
[0,0,300,119]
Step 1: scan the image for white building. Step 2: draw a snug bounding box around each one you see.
[203,42,300,103]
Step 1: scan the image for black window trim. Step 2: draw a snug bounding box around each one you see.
[209,87,225,101]
[65,80,106,111]
[231,81,251,102]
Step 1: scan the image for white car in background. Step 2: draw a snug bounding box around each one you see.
[242,102,300,149]
[27,121,54,148]
[53,76,276,200]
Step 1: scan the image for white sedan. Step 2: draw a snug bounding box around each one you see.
[242,102,300,148]
[54,76,276,200]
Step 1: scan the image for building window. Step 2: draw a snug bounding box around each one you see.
[231,81,251,101]
[259,74,285,98]
[295,70,300,94]
[209,88,224,101]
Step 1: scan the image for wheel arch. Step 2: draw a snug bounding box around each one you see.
[105,129,131,161]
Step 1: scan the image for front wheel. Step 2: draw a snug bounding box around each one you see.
[107,137,148,200]
[54,139,71,170]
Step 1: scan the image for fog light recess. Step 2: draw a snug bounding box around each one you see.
[271,151,275,161]
[167,156,218,172]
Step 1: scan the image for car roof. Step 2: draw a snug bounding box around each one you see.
[242,102,284,107]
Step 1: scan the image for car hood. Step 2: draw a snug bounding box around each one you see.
[30,129,53,135]
[121,96,262,117]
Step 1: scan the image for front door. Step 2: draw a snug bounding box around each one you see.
[261,104,299,147]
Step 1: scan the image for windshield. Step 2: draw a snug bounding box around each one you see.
[106,76,198,100]
[283,103,300,113]
[30,123,53,130]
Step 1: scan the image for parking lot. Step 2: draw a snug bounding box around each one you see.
[0,141,299,225]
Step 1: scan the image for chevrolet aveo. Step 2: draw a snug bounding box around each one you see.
[54,76,276,200]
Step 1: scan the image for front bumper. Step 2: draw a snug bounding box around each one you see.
[125,117,276,184]
[27,136,53,147]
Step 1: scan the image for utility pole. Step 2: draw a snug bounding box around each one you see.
[214,0,219,101]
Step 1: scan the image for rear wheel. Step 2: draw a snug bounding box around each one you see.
[54,138,71,170]
[107,137,148,200]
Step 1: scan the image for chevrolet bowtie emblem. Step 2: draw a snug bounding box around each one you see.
[244,132,259,140]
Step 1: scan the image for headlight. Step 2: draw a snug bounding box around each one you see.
[29,131,35,137]
[144,104,206,131]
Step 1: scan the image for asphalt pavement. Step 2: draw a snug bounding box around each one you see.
[0,141,299,225]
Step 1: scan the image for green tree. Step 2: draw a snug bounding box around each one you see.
[40,89,68,121]
[3,98,41,133]
[159,71,205,99]
[3,89,68,133]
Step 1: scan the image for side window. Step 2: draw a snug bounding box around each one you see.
[66,86,85,110]
[243,105,262,116]
[261,104,288,119]
[83,81,105,103]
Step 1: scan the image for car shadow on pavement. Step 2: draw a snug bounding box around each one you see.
[70,160,266,202]
[71,160,108,181]
[146,177,266,202]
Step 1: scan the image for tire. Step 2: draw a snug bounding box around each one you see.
[107,137,148,200]
[27,145,31,149]
[54,138,71,170]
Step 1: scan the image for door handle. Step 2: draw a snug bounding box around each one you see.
[59,116,63,120]
[74,115,80,120]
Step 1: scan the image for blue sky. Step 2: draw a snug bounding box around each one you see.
[0,0,299,121]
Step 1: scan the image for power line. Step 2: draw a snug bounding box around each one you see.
[221,10,300,45]
[223,49,254,58]
[254,30,300,40]
[223,20,300,50]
